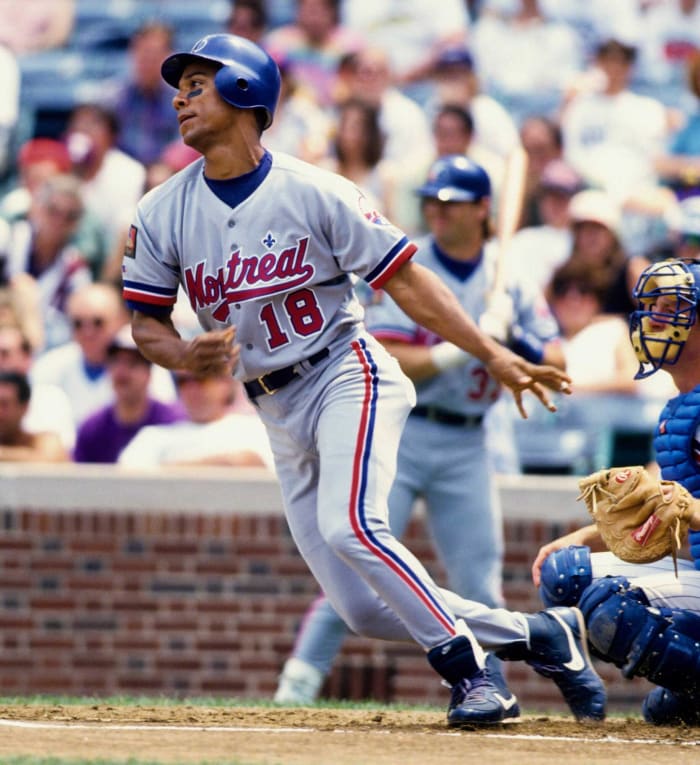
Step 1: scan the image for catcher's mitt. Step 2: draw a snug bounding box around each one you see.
[577,465,694,572]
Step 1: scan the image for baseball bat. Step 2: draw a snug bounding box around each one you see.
[490,145,529,298]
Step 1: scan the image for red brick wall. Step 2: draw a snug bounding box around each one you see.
[0,479,653,713]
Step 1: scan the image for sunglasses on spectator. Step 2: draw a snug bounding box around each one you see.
[681,234,700,247]
[71,316,107,330]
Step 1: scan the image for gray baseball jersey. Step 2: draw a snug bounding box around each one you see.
[123,152,415,380]
[122,150,532,655]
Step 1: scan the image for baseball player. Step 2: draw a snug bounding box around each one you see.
[122,33,605,726]
[531,258,700,725]
[274,156,564,707]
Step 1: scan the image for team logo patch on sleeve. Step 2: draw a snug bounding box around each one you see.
[124,225,138,259]
[358,194,390,226]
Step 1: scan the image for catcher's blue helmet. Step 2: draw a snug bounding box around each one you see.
[629,258,700,378]
[416,155,491,202]
[161,34,281,130]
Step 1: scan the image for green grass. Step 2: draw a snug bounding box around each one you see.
[0,694,441,712]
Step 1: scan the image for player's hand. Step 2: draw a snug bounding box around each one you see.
[485,347,571,418]
[181,326,239,377]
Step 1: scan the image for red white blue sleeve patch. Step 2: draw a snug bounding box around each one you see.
[122,279,178,308]
[365,237,417,290]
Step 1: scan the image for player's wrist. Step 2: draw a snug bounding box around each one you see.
[429,342,470,371]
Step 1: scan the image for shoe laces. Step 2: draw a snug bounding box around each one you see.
[449,672,491,706]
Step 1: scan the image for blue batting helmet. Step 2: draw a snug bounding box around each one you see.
[161,34,281,130]
[629,258,700,378]
[416,155,491,202]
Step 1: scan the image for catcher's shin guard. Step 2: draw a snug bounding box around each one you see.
[580,577,700,694]
[539,545,592,607]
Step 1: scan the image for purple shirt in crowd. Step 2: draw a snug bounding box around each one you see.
[73,399,185,463]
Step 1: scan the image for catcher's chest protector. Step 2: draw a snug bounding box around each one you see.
[654,385,700,568]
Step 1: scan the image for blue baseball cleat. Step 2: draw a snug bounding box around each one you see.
[642,686,700,726]
[445,672,519,726]
[428,636,519,726]
[523,607,606,722]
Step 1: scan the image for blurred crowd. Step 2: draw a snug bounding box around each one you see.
[2,0,700,473]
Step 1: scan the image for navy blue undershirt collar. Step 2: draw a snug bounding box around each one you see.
[431,240,483,282]
[203,150,272,208]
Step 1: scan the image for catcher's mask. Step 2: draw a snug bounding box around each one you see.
[629,258,700,378]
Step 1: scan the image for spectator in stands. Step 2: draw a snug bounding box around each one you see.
[0,0,75,55]
[636,0,700,101]
[227,0,269,44]
[73,326,184,464]
[656,51,700,198]
[317,98,398,221]
[107,21,182,167]
[118,369,274,470]
[340,0,470,105]
[548,189,649,317]
[64,103,146,260]
[519,115,565,228]
[0,138,72,221]
[426,45,520,161]
[0,325,75,451]
[334,46,434,234]
[335,47,434,169]
[561,32,669,206]
[2,174,92,351]
[31,283,176,428]
[666,195,700,261]
[0,371,68,463]
[262,54,331,163]
[0,137,108,281]
[508,159,584,291]
[265,0,362,108]
[472,0,584,123]
[0,43,19,180]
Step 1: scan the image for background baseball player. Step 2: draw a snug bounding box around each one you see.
[274,156,564,707]
[121,33,605,726]
[531,258,700,725]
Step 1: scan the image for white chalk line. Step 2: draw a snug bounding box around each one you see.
[0,718,696,746]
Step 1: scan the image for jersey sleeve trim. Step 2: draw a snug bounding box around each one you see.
[122,279,178,307]
[125,300,173,318]
[365,237,417,290]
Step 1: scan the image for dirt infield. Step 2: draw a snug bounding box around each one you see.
[0,704,698,765]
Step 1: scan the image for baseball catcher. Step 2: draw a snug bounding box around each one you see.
[531,258,700,725]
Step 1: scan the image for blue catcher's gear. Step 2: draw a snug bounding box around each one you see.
[161,34,281,130]
[629,258,700,379]
[579,576,700,695]
[539,545,592,608]
[642,686,700,726]
[416,155,491,203]
[497,607,606,721]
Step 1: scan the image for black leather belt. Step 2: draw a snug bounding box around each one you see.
[244,348,330,398]
[409,405,483,427]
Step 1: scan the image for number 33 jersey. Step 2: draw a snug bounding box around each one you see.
[121,151,416,380]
